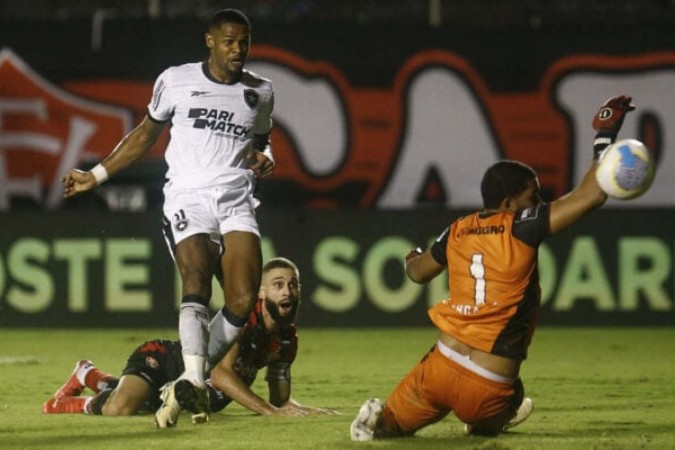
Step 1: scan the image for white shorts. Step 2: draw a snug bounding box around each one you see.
[162,182,260,258]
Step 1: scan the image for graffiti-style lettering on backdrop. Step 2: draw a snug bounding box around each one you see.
[1,46,673,210]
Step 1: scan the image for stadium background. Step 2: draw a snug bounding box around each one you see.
[0,0,673,328]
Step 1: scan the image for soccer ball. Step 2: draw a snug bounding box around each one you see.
[595,138,655,200]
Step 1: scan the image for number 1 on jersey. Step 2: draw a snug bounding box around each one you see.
[470,253,486,306]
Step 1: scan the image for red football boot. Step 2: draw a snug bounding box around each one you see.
[52,360,93,399]
[42,396,87,414]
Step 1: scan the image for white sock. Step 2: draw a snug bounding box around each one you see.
[96,379,110,392]
[83,397,93,414]
[179,302,210,384]
[75,362,94,386]
[207,310,244,368]
[181,355,206,386]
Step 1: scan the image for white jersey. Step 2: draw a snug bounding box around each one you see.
[148,62,274,191]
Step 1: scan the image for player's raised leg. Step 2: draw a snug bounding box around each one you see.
[49,359,116,400]
[50,360,92,399]
[207,231,262,368]
[155,234,213,428]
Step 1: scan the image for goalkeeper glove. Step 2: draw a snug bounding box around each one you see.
[592,95,636,160]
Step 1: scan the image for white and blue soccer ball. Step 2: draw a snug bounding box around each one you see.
[595,138,656,200]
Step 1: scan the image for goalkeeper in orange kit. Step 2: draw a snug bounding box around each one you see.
[351,95,635,440]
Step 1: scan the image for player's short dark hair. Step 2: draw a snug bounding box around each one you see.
[208,9,251,32]
[481,160,537,209]
[263,257,299,279]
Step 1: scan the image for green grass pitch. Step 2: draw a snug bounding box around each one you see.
[1,327,673,449]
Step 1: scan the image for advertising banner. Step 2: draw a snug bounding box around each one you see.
[0,210,672,327]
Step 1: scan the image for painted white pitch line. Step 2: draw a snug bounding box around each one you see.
[0,356,39,365]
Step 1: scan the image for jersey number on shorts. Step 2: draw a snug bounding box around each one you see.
[469,253,486,306]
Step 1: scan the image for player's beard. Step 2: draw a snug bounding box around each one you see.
[264,298,298,326]
[226,61,243,79]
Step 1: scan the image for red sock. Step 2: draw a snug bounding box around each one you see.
[84,368,116,393]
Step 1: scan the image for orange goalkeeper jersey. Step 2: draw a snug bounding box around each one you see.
[428,204,550,360]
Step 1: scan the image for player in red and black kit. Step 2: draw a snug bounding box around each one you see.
[43,258,334,419]
[351,95,637,440]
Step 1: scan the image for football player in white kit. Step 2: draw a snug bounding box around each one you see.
[62,9,276,428]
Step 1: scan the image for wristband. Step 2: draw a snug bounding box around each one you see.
[91,164,109,185]
[593,132,614,160]
[262,146,275,165]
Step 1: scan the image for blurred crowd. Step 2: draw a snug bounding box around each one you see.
[1,0,675,29]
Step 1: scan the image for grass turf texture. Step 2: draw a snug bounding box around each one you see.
[1,327,673,449]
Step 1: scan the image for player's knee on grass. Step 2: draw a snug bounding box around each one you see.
[468,379,525,436]
[100,389,144,416]
[467,424,502,437]
[467,409,515,436]
[378,405,412,438]
[90,388,113,415]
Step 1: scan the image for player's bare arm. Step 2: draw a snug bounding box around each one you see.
[278,397,338,415]
[266,377,308,416]
[266,363,291,408]
[548,161,607,234]
[549,95,635,235]
[62,116,164,197]
[247,133,275,178]
[405,247,445,284]
[208,342,285,416]
[267,371,337,416]
[265,362,309,415]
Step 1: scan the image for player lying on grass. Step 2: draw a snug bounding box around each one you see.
[43,258,335,419]
[350,95,636,440]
